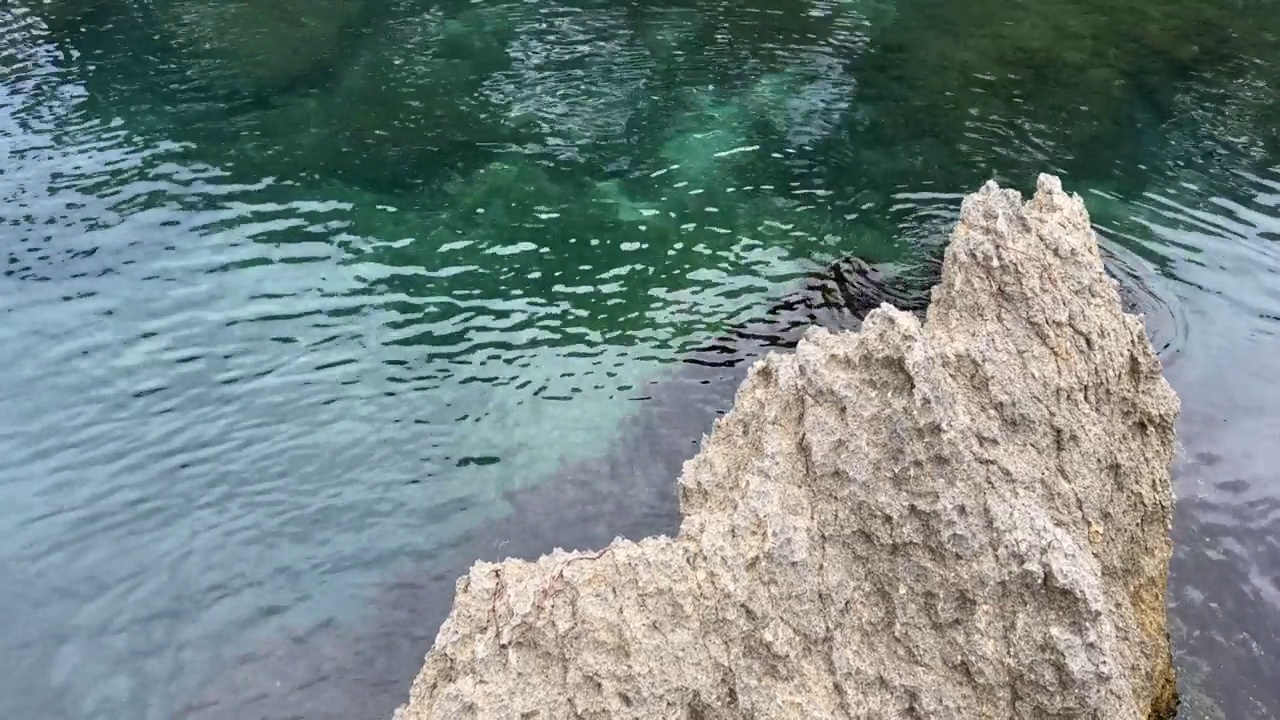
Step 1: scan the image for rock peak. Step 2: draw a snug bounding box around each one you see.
[394,176,1181,720]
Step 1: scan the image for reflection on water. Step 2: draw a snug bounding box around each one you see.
[0,0,1278,718]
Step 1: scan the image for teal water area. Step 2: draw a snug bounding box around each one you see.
[1,0,1278,717]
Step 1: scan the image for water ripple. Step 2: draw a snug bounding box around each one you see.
[3,2,1280,719]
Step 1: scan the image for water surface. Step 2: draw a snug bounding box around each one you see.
[1,1,1278,718]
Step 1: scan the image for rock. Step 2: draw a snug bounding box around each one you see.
[321,4,523,186]
[912,229,1184,362]
[394,174,1182,719]
[158,0,369,98]
[478,5,653,159]
[497,252,939,546]
[166,249,916,720]
[17,0,108,34]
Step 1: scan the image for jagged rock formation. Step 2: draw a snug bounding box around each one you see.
[164,248,1026,720]
[494,231,1181,564]
[404,175,1182,717]
[397,173,1182,719]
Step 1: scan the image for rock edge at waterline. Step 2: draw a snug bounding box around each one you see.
[394,175,1182,719]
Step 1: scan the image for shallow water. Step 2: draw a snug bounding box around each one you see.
[1,0,1277,718]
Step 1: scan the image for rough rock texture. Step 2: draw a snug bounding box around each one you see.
[394,175,1182,720]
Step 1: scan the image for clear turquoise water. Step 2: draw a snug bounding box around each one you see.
[1,1,1278,718]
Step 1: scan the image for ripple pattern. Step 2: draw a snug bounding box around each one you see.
[2,1,1280,719]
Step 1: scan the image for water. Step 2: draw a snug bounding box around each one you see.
[1,0,1277,718]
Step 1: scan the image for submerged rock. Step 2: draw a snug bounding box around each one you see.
[158,0,369,97]
[394,175,1182,719]
[16,0,106,34]
[167,249,924,720]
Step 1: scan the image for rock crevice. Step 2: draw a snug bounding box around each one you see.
[394,175,1181,719]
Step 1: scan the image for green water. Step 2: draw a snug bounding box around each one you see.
[2,0,1279,718]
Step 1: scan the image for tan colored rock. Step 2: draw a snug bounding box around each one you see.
[394,175,1181,720]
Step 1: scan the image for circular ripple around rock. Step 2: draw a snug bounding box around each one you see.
[1103,241,1189,366]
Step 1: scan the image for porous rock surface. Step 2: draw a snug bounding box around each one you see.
[394,175,1182,719]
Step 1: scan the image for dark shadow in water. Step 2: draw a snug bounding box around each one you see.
[171,250,932,719]
[173,244,1203,720]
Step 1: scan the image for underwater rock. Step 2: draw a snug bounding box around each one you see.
[743,58,856,151]
[172,182,1181,720]
[478,5,653,162]
[324,3,523,180]
[16,0,107,33]
[492,204,1176,591]
[169,239,932,720]
[172,183,1180,720]
[497,251,936,548]
[168,245,922,720]
[841,0,1278,191]
[395,175,1182,719]
[158,0,369,97]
